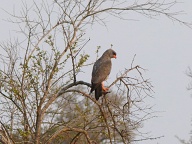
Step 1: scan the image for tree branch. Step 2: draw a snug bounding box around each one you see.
[46,127,92,144]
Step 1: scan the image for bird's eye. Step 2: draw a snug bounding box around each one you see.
[113,52,116,56]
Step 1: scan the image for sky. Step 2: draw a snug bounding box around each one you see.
[1,1,192,144]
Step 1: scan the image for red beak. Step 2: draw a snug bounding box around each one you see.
[113,55,117,59]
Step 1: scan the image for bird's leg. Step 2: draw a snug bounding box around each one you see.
[102,82,109,92]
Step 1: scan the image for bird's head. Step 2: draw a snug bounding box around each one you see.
[103,49,117,59]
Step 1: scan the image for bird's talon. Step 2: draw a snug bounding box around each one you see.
[102,87,109,92]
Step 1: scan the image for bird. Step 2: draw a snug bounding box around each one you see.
[90,49,117,100]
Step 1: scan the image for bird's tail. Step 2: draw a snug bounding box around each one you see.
[95,84,102,100]
[89,84,95,95]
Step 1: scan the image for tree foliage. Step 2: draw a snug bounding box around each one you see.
[0,0,190,144]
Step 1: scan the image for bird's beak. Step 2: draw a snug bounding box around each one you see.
[113,55,117,59]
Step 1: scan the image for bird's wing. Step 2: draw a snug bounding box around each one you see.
[91,58,111,86]
[90,58,111,98]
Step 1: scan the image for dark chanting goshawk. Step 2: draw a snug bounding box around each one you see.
[90,49,117,100]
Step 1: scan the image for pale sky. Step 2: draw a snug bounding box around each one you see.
[1,1,192,144]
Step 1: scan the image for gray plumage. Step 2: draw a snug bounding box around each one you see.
[90,49,117,100]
